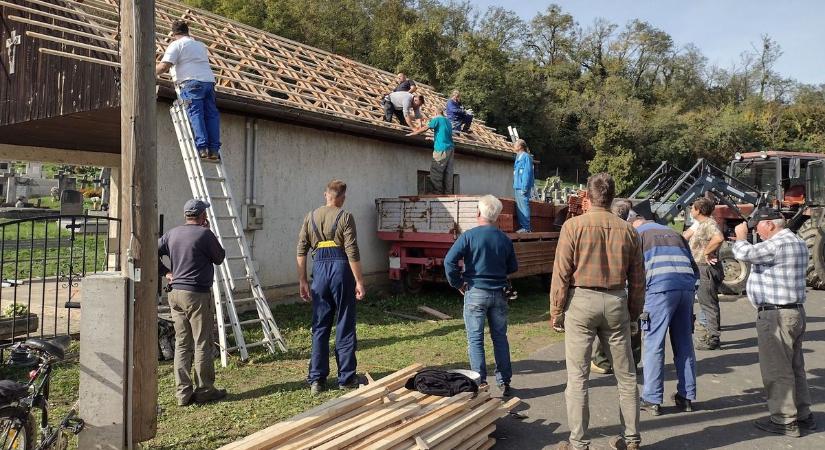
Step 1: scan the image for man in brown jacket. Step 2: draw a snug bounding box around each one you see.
[550,173,645,450]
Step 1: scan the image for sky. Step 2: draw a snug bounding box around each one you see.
[472,0,825,85]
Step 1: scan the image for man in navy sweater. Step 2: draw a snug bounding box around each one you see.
[159,199,226,406]
[445,195,518,396]
[622,201,699,416]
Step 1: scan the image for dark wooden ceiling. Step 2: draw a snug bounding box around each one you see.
[0,108,120,153]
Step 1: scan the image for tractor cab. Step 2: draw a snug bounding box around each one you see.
[728,151,823,212]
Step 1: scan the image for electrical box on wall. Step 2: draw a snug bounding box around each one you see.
[243,204,264,231]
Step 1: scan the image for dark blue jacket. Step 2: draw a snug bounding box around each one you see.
[446,99,469,121]
[444,225,518,290]
[636,222,699,293]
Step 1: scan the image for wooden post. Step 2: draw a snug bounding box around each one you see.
[120,0,158,443]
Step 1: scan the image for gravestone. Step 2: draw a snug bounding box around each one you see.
[60,189,84,215]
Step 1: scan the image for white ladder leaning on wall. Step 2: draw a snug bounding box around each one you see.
[168,100,287,367]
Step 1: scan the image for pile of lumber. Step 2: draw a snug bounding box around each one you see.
[219,364,520,450]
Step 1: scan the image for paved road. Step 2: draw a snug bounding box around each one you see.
[495,291,825,449]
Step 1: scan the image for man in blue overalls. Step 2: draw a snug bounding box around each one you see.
[297,180,366,395]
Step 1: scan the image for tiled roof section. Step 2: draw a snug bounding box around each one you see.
[5,0,515,154]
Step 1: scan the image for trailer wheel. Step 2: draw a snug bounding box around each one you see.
[403,268,424,295]
[389,280,404,295]
[720,242,748,295]
[799,220,825,289]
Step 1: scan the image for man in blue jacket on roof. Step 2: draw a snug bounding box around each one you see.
[512,139,534,233]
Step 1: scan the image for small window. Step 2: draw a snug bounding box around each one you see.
[417,170,460,194]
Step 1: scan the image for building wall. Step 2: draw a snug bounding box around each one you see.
[156,108,514,291]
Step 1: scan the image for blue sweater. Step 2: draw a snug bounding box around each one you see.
[446,99,469,121]
[636,222,699,294]
[513,152,534,190]
[444,225,518,290]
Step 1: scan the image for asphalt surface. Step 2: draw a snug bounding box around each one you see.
[494,291,825,449]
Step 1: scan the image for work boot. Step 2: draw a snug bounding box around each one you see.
[609,436,640,450]
[590,361,612,375]
[498,383,513,397]
[673,393,693,412]
[695,337,720,350]
[198,150,209,159]
[310,380,326,396]
[798,413,817,431]
[208,151,221,161]
[177,395,193,407]
[640,398,661,416]
[339,377,360,390]
[754,417,800,437]
[555,441,587,450]
[194,388,227,404]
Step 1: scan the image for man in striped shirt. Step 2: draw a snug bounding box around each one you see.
[732,208,815,437]
[551,174,645,450]
[619,201,698,416]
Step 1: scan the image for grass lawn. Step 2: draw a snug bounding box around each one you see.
[0,278,560,449]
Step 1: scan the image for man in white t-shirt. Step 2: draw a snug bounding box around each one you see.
[156,20,222,160]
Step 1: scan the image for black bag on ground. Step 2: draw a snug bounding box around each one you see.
[404,369,478,397]
[0,380,29,404]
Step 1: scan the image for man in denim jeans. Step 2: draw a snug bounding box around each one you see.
[156,20,222,160]
[444,195,517,396]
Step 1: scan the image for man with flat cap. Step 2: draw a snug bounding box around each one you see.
[158,199,227,406]
[733,208,815,437]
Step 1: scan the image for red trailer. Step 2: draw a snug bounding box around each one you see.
[375,195,565,293]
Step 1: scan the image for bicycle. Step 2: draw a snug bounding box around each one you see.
[0,336,84,450]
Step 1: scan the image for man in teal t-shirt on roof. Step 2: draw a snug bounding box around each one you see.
[408,108,456,194]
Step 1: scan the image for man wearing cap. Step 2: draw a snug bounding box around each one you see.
[617,200,699,417]
[297,180,366,395]
[158,199,227,406]
[733,209,815,437]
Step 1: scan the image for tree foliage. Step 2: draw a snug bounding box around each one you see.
[185,0,825,192]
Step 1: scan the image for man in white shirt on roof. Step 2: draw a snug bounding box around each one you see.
[156,20,222,161]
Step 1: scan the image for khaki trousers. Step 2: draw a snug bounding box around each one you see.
[169,289,216,403]
[564,288,640,448]
[756,307,812,424]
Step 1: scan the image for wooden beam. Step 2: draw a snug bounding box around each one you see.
[120,0,158,444]
[0,144,120,167]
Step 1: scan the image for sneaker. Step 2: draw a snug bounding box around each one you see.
[208,152,221,161]
[198,150,209,159]
[590,361,612,374]
[754,417,800,437]
[310,380,326,396]
[177,396,193,407]
[515,228,529,233]
[194,388,227,404]
[640,398,661,416]
[339,377,360,390]
[478,382,489,390]
[798,413,817,431]
[498,383,513,397]
[608,436,640,450]
[695,338,720,350]
[672,393,693,412]
[555,441,588,450]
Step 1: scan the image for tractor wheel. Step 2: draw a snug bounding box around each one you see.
[798,220,825,290]
[719,241,749,295]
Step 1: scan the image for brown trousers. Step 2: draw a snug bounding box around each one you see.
[756,307,812,424]
[169,290,216,403]
[564,288,640,448]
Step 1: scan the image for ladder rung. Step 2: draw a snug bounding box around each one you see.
[233,275,254,282]
[221,235,242,240]
[216,215,238,220]
[212,196,231,200]
[237,318,264,326]
[226,255,248,261]
[223,297,255,304]
[227,340,268,352]
[204,176,225,182]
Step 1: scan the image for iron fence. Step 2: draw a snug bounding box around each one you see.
[0,214,121,348]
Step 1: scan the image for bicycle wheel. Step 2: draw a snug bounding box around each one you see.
[0,406,33,450]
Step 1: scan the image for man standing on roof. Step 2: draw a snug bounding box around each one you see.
[408,108,455,195]
[158,199,227,407]
[513,139,534,233]
[393,73,417,93]
[297,180,366,395]
[446,90,473,134]
[383,91,425,128]
[156,20,222,161]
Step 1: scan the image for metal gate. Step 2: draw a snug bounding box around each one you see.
[0,214,121,347]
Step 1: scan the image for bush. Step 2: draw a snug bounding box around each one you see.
[3,304,29,318]
[80,188,102,199]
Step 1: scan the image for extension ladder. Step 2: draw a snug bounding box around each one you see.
[169,100,287,367]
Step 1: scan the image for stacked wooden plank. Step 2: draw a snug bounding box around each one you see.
[219,364,520,450]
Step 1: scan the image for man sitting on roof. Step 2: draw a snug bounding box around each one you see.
[446,90,473,134]
[156,20,222,161]
[393,73,417,93]
[382,92,424,128]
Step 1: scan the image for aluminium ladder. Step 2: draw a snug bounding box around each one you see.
[169,100,287,367]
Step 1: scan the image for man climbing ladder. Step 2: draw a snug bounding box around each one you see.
[156,20,222,160]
